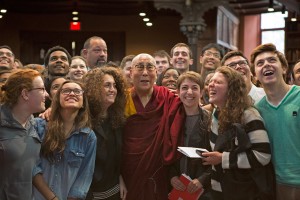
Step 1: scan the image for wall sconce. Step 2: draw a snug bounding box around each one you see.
[268,0,274,12]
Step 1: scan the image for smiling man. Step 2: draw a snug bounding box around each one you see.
[44,46,71,80]
[221,50,265,103]
[122,53,185,200]
[170,43,193,74]
[199,43,224,80]
[251,43,300,200]
[0,45,15,70]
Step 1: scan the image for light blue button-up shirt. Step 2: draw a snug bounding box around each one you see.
[33,118,97,200]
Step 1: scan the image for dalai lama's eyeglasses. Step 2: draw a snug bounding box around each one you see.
[134,63,156,72]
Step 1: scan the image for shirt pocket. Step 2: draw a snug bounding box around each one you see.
[68,149,85,168]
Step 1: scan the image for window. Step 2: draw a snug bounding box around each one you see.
[261,12,288,53]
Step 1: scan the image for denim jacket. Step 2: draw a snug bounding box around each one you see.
[33,118,97,200]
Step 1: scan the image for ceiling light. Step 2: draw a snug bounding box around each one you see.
[72,11,78,15]
[268,0,274,12]
[0,9,7,13]
[146,22,153,27]
[291,12,297,21]
[73,17,79,21]
[0,15,2,19]
[139,12,146,17]
[143,18,149,22]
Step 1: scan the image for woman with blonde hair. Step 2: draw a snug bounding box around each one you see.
[0,69,48,200]
[33,80,97,200]
[84,66,128,200]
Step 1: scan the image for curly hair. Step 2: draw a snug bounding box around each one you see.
[215,66,252,133]
[83,66,127,129]
[1,69,40,106]
[41,80,91,161]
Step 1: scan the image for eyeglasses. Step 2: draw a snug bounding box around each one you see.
[203,51,221,59]
[30,87,46,93]
[134,63,156,72]
[255,56,278,67]
[226,60,248,69]
[0,51,14,58]
[61,88,84,96]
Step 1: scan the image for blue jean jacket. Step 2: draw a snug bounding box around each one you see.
[33,118,97,200]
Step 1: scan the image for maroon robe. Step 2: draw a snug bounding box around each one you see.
[121,86,185,200]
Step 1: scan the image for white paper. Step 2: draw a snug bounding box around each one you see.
[177,147,208,158]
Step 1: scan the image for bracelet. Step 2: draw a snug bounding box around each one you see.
[50,195,56,200]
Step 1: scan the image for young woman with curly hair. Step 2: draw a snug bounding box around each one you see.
[83,66,128,200]
[33,80,97,200]
[201,66,273,200]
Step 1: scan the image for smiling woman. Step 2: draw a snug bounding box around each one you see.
[0,69,47,200]
[83,66,128,200]
[33,80,96,200]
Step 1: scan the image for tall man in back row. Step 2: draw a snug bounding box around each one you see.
[122,53,185,200]
[82,36,108,69]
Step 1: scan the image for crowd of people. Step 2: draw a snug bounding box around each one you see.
[0,36,299,200]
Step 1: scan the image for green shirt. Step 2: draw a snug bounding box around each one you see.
[255,85,300,186]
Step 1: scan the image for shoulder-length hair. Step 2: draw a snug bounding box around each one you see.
[41,80,91,160]
[83,66,127,129]
[1,69,41,106]
[216,66,252,133]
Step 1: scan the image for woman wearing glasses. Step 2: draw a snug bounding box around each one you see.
[84,67,128,200]
[0,69,48,200]
[33,80,97,200]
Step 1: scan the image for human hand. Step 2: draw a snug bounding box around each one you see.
[202,151,222,165]
[119,175,127,200]
[168,88,178,96]
[170,176,186,191]
[187,179,203,194]
[38,107,52,121]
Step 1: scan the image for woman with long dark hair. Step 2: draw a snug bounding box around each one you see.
[33,80,96,200]
[84,67,128,200]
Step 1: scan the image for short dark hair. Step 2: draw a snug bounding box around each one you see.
[120,55,135,69]
[83,36,105,49]
[201,43,225,59]
[44,46,71,67]
[170,43,192,58]
[153,50,171,62]
[0,45,13,51]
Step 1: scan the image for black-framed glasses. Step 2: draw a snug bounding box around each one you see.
[226,60,248,69]
[30,87,46,93]
[0,51,14,58]
[203,51,221,59]
[134,63,156,72]
[61,88,84,96]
